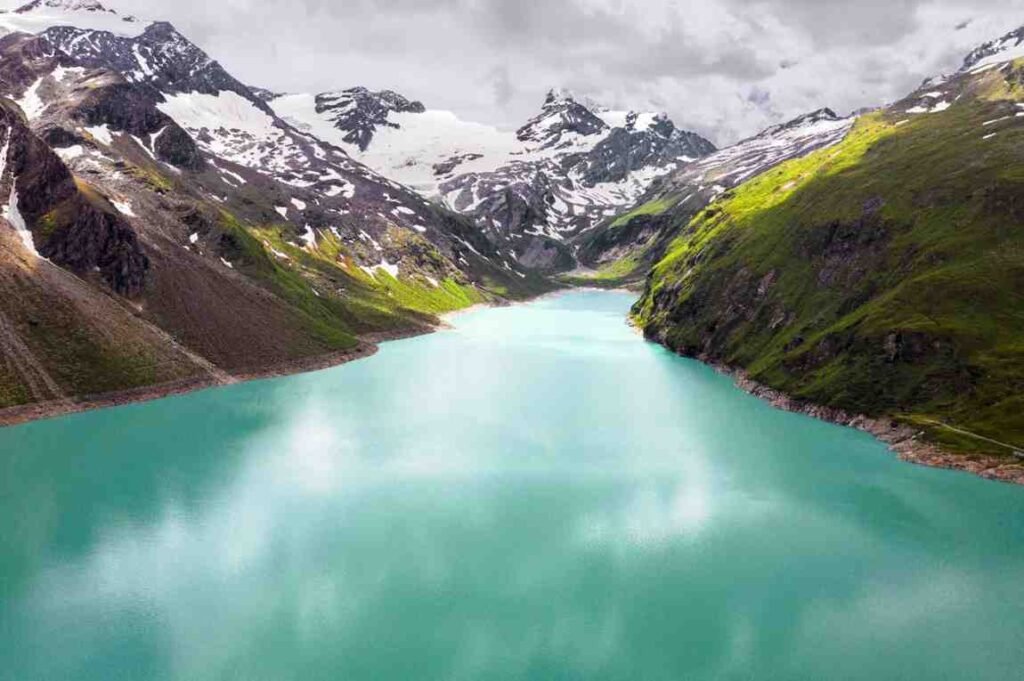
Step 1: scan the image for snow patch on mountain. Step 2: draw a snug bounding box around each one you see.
[0,127,38,257]
[157,90,326,186]
[299,225,316,249]
[83,124,113,145]
[360,259,399,280]
[14,77,46,120]
[681,108,854,188]
[55,144,83,161]
[962,26,1024,72]
[158,90,273,140]
[273,92,523,194]
[111,198,136,217]
[269,86,716,268]
[0,0,148,38]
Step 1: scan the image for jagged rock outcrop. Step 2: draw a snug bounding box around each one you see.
[313,87,426,151]
[515,89,608,148]
[41,20,272,112]
[0,100,148,295]
[961,25,1024,71]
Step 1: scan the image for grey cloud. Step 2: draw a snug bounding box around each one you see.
[724,0,927,46]
[487,65,516,108]
[111,0,1024,145]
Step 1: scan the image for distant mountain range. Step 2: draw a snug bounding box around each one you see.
[271,86,716,270]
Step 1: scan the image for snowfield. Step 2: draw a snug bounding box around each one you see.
[0,0,150,39]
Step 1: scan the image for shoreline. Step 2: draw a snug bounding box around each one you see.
[0,287,570,429]
[438,286,594,326]
[7,288,1021,488]
[0,288,591,429]
[0,324,435,429]
[630,312,1024,486]
[705,359,1024,486]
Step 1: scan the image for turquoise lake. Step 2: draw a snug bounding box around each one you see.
[1,290,1023,680]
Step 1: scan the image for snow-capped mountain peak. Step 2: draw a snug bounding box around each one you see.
[515,89,608,149]
[18,0,107,12]
[18,0,110,12]
[654,106,855,204]
[961,25,1024,73]
[269,84,716,269]
[757,107,842,139]
[1,0,146,37]
[307,87,426,151]
[0,2,522,265]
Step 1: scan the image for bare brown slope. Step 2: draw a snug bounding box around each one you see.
[0,228,212,409]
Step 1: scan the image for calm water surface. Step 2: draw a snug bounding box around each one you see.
[2,291,1023,680]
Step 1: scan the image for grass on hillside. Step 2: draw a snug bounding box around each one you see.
[634,68,1024,458]
[609,196,678,228]
[218,212,492,344]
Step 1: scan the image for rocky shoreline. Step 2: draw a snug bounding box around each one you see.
[706,360,1024,486]
[0,324,435,429]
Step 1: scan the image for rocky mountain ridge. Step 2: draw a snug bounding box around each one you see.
[271,86,716,270]
[574,106,856,280]
[961,24,1024,72]
[313,87,426,152]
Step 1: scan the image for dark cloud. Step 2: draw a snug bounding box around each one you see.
[98,0,1024,144]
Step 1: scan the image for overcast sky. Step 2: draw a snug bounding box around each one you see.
[103,1,1024,144]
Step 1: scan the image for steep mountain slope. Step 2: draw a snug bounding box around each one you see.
[0,0,550,418]
[15,5,533,286]
[633,31,1024,474]
[271,87,716,270]
[574,108,856,283]
[0,96,214,409]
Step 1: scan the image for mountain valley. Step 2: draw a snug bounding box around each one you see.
[0,0,1021,480]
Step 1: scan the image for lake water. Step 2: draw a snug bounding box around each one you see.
[2,291,1022,680]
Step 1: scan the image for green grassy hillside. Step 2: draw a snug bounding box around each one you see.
[634,62,1024,459]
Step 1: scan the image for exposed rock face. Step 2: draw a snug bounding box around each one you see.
[70,81,204,169]
[15,0,113,14]
[0,31,203,172]
[515,89,608,148]
[247,86,282,102]
[437,91,717,271]
[961,25,1024,71]
[576,107,855,276]
[756,107,841,137]
[314,87,426,151]
[37,201,149,296]
[0,101,148,296]
[566,114,716,186]
[41,21,272,112]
